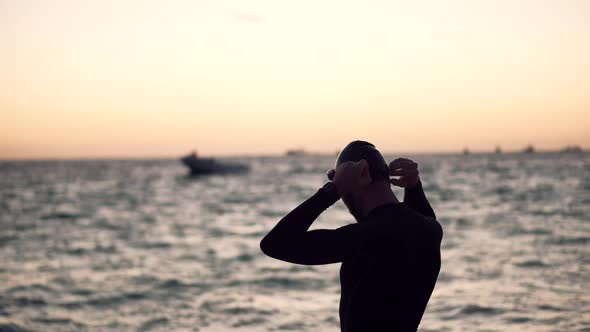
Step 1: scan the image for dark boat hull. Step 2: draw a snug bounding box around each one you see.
[180,155,249,176]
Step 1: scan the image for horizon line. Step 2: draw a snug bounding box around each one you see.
[0,146,586,162]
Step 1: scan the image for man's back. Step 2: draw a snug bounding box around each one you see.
[339,203,442,332]
[260,146,442,332]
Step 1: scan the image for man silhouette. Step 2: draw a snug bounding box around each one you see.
[260,140,442,332]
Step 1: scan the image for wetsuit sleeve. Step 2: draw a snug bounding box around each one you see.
[260,189,360,265]
[403,180,436,219]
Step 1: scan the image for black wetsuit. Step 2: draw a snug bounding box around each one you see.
[260,181,443,332]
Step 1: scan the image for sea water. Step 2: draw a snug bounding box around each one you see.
[1,153,589,332]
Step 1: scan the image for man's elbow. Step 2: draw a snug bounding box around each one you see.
[260,235,281,258]
[259,236,272,256]
[260,235,295,262]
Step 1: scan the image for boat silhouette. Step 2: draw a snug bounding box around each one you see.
[522,145,535,154]
[180,152,249,176]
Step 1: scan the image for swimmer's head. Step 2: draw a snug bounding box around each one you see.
[327,140,389,183]
[327,141,390,221]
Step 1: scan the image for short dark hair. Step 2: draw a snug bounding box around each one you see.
[334,140,389,182]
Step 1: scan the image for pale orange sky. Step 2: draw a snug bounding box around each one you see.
[1,0,589,159]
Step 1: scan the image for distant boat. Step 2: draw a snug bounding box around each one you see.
[286,149,306,156]
[495,146,502,154]
[560,145,583,153]
[180,152,248,176]
[462,148,470,155]
[522,145,535,154]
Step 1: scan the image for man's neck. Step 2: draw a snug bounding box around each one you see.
[361,183,400,217]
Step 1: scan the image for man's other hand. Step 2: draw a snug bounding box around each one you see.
[389,158,420,189]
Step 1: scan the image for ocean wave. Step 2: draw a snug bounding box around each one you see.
[40,211,82,220]
[514,259,548,268]
[225,276,328,290]
[276,321,307,330]
[503,316,532,324]
[0,235,18,247]
[31,317,85,328]
[506,226,553,236]
[138,317,169,331]
[537,304,567,312]
[232,317,267,328]
[10,297,47,308]
[546,236,590,246]
[157,278,204,292]
[0,323,32,332]
[6,284,54,295]
[222,306,276,316]
[60,292,147,309]
[55,244,117,256]
[458,304,505,316]
[130,241,172,249]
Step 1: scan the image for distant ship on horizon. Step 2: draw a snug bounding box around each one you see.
[560,145,583,153]
[522,145,535,154]
[285,148,307,156]
[180,151,249,176]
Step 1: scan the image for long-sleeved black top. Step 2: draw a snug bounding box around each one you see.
[260,181,443,332]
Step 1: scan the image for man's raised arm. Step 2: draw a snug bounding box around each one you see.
[259,186,359,265]
[403,180,436,219]
[260,160,370,265]
[389,158,436,219]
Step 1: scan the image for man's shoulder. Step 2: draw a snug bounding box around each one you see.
[399,204,442,239]
[360,204,442,243]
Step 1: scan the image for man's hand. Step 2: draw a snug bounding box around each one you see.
[330,160,372,196]
[389,158,420,189]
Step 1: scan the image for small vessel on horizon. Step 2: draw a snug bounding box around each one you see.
[560,145,583,153]
[495,146,502,154]
[522,145,535,154]
[285,148,306,156]
[180,151,249,176]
